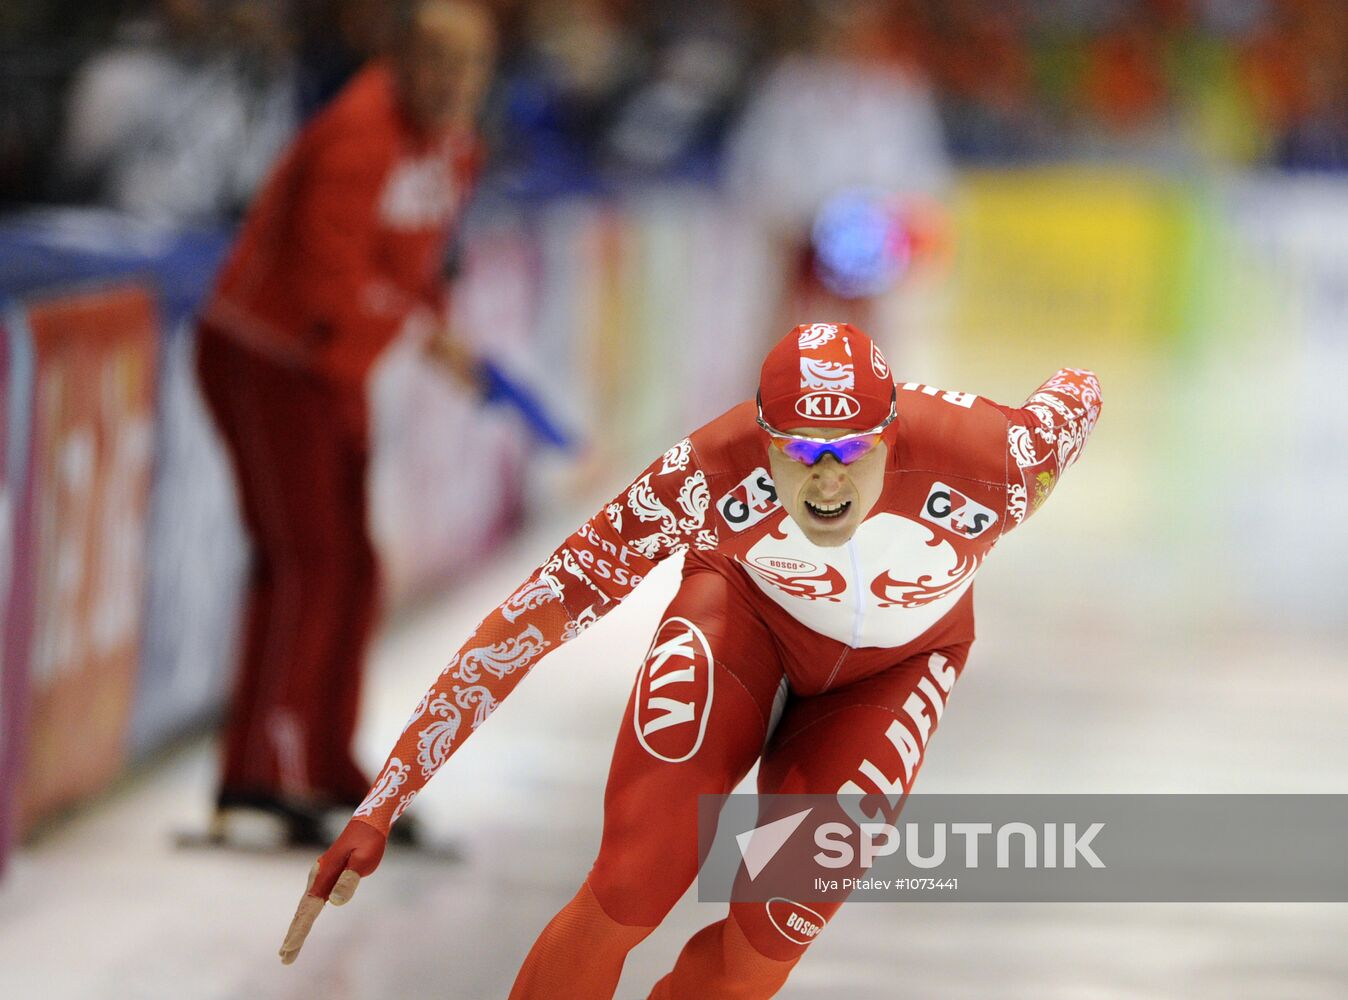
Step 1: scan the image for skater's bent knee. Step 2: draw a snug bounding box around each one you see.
[587,855,689,927]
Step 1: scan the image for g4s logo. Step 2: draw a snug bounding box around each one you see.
[921,482,997,538]
[718,469,778,531]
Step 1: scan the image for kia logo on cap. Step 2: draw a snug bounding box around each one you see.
[795,391,860,421]
[871,341,890,379]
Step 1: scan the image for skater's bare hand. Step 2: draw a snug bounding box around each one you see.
[279,818,387,965]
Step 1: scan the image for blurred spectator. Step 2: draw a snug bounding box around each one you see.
[6,0,1347,215]
[931,1,1049,162]
[726,0,950,229]
[1241,0,1348,170]
[293,0,391,120]
[723,0,951,330]
[0,1,121,206]
[490,0,645,195]
[59,0,297,223]
[1057,3,1195,166]
[195,0,495,842]
[601,0,756,178]
[1081,6,1171,133]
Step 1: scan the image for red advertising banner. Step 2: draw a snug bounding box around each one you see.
[14,284,158,834]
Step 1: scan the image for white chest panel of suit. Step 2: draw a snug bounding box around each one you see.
[737,512,985,649]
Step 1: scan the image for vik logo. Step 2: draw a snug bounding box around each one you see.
[920,482,998,539]
[718,469,778,532]
[634,617,715,763]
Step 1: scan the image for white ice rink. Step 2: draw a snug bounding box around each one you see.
[2,500,1346,1000]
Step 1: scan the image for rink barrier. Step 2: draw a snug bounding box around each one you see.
[7,283,159,836]
[0,212,244,771]
[0,211,531,852]
[0,307,35,878]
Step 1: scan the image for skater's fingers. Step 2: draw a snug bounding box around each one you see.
[310,849,351,900]
[279,865,326,965]
[310,819,386,900]
[279,896,323,965]
[328,869,361,906]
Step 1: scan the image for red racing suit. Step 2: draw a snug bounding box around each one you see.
[353,368,1101,830]
[348,367,1100,998]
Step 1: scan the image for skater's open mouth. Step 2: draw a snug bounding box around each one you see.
[804,499,851,520]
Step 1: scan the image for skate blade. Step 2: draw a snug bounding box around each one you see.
[173,809,319,853]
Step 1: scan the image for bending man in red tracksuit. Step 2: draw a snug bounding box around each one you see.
[284,321,1102,997]
[196,1,494,838]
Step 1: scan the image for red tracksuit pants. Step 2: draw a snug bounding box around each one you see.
[510,552,971,999]
[196,325,378,806]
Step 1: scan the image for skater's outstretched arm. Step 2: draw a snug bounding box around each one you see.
[992,368,1103,531]
[282,436,718,960]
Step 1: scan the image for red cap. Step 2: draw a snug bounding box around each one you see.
[758,323,895,433]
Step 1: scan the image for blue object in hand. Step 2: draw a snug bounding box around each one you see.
[479,359,574,451]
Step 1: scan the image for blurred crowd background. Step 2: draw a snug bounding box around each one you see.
[1,0,1345,893]
[2,0,1347,213]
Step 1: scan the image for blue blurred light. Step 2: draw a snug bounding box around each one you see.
[810,189,911,299]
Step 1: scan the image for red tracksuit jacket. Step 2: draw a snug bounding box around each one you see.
[203,61,480,389]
